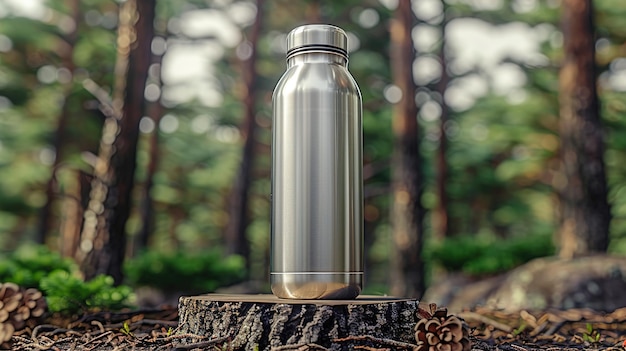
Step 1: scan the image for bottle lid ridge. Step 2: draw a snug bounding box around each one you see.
[286,24,348,59]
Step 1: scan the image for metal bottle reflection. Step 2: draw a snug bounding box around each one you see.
[270,24,363,299]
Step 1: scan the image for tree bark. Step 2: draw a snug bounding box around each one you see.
[59,170,91,259]
[557,0,610,258]
[78,0,155,284]
[37,0,81,244]
[389,0,426,298]
[135,11,169,255]
[433,1,450,241]
[225,0,263,268]
[135,103,162,253]
[305,0,321,23]
[178,294,419,351]
[136,55,165,253]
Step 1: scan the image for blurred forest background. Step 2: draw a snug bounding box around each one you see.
[1,0,625,300]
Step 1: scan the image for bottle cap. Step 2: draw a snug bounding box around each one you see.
[286,24,348,59]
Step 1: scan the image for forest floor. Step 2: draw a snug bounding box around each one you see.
[7,304,626,350]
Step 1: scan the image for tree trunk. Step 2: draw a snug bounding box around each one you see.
[59,170,91,259]
[136,58,165,254]
[225,0,263,268]
[389,0,426,298]
[78,0,155,284]
[135,104,162,253]
[433,1,450,241]
[37,0,81,244]
[305,0,321,22]
[557,0,610,258]
[178,294,419,351]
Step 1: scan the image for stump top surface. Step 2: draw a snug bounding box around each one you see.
[182,294,417,306]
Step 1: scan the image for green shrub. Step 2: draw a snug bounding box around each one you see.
[429,233,554,276]
[0,245,75,288]
[124,250,246,293]
[427,235,487,272]
[1,245,134,315]
[40,271,135,314]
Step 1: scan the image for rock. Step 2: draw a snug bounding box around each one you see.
[422,255,626,312]
[486,255,626,311]
[422,273,506,312]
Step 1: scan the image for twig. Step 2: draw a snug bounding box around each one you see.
[509,344,529,351]
[80,330,114,347]
[334,335,418,350]
[545,320,566,336]
[155,342,175,351]
[162,332,207,341]
[170,335,230,350]
[457,311,513,333]
[91,320,105,333]
[105,318,179,329]
[23,342,53,350]
[12,335,32,344]
[32,324,64,340]
[82,78,117,118]
[272,343,330,350]
[76,306,178,324]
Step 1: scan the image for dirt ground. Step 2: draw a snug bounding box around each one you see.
[8,305,626,350]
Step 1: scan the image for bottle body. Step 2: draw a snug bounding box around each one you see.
[271,49,363,299]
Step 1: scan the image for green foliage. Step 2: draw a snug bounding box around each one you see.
[429,233,555,276]
[124,250,246,293]
[582,323,601,343]
[120,321,133,337]
[40,271,135,314]
[0,245,75,288]
[0,245,134,315]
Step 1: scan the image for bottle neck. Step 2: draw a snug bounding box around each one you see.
[287,51,348,68]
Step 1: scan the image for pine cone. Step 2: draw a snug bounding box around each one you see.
[0,283,47,343]
[415,303,470,351]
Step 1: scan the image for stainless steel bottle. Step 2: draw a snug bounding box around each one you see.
[270,24,363,299]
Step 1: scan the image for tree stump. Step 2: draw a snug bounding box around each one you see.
[178,294,419,350]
